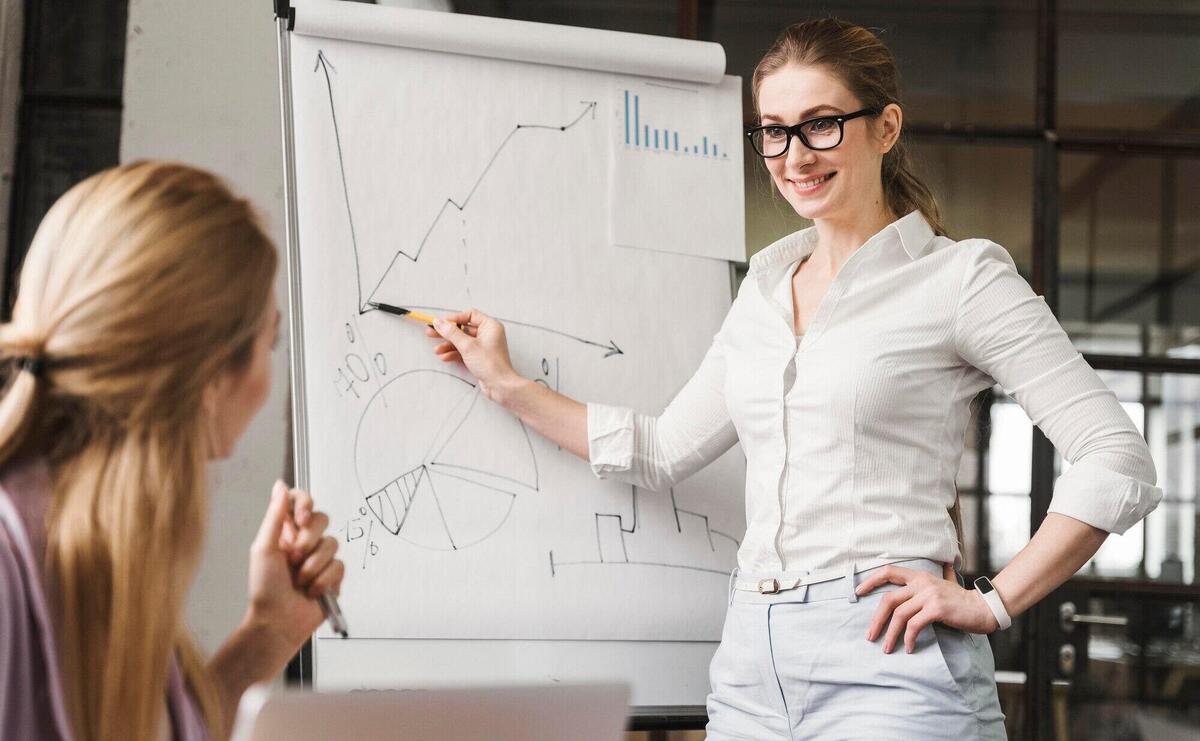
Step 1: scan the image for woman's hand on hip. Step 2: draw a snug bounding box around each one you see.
[243,480,345,673]
[854,564,999,653]
[426,308,522,402]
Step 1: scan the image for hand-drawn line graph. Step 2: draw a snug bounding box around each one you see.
[354,369,539,551]
[549,486,739,576]
[314,50,623,359]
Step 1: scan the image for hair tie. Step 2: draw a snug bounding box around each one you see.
[16,356,44,377]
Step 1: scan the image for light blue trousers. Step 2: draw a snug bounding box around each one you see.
[705,558,1007,740]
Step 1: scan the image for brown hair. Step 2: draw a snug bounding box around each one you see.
[0,161,277,740]
[752,18,948,238]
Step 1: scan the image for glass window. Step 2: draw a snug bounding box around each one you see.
[1053,371,1200,584]
[910,140,1035,273]
[1059,593,1200,739]
[986,399,1033,569]
[1059,1,1200,133]
[8,106,121,275]
[710,0,1036,129]
[1059,153,1200,359]
[26,0,128,95]
[453,0,677,36]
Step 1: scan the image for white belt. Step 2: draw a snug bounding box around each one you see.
[733,556,920,594]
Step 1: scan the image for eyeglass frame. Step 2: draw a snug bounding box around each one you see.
[744,107,883,157]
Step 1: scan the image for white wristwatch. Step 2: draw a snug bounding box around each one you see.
[973,576,1012,631]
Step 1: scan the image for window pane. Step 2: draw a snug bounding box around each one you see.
[911,141,1034,273]
[9,106,121,274]
[1062,594,1200,739]
[1059,153,1200,359]
[26,0,128,95]
[1059,1,1200,133]
[453,0,677,36]
[1055,372,1200,584]
[986,400,1033,569]
[710,0,1036,128]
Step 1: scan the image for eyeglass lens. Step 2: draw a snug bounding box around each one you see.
[752,117,842,157]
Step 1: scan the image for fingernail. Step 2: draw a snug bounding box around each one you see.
[906,646,913,654]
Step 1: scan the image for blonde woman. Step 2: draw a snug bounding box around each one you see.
[0,162,344,741]
[426,18,1161,740]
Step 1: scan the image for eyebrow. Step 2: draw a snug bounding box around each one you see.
[760,104,844,124]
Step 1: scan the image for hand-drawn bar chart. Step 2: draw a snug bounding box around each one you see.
[621,88,729,159]
[609,76,744,261]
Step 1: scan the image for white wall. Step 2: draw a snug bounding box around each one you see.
[121,0,289,653]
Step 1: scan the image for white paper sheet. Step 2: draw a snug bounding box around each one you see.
[288,10,745,647]
[293,0,726,84]
[609,76,746,261]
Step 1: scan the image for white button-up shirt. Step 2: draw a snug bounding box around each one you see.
[586,210,1162,574]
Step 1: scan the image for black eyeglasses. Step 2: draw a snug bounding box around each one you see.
[745,107,882,158]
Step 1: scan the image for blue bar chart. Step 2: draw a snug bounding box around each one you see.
[622,89,729,160]
[610,76,745,262]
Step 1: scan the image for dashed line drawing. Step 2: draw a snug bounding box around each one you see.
[354,369,538,552]
[314,49,622,359]
[549,486,739,577]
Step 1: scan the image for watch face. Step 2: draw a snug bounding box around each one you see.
[975,577,994,594]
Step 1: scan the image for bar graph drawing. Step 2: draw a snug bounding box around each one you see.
[549,486,739,577]
[609,76,744,261]
[621,87,730,160]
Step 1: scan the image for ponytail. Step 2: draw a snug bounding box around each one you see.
[883,139,947,237]
[0,331,47,466]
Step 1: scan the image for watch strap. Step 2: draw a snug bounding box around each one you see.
[973,575,1012,631]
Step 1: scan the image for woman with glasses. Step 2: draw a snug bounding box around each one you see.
[425,18,1160,740]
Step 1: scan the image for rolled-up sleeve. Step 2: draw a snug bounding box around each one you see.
[586,331,739,492]
[953,240,1162,534]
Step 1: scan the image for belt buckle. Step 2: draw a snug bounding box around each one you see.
[757,578,780,594]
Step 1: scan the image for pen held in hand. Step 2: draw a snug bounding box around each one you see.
[367,301,477,334]
[317,592,348,639]
[286,494,349,639]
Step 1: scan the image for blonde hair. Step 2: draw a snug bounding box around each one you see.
[0,161,277,740]
[752,18,948,238]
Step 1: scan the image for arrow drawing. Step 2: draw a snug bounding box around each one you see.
[315,50,622,359]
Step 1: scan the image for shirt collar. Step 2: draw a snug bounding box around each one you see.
[893,209,937,260]
[748,209,937,276]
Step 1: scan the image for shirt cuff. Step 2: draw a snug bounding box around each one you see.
[1047,458,1163,535]
[586,402,635,479]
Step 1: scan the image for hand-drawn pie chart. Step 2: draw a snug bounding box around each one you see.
[354,369,539,550]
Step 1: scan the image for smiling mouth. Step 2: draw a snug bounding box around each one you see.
[789,172,836,191]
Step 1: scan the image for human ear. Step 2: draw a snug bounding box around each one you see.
[878,103,903,154]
